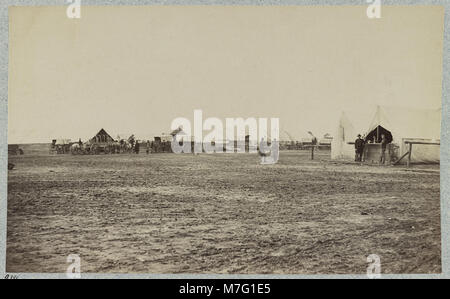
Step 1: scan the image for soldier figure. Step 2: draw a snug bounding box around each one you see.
[135,140,140,154]
[380,134,388,164]
[354,134,364,162]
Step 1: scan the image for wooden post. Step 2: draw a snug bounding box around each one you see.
[363,145,367,162]
[407,143,412,168]
[393,151,409,165]
[311,145,314,160]
[387,144,391,164]
[377,126,379,143]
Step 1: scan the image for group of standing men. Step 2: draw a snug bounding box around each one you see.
[354,134,389,164]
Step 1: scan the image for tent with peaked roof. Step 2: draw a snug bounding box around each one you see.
[331,105,441,163]
[88,128,115,144]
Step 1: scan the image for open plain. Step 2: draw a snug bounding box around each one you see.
[6,149,441,274]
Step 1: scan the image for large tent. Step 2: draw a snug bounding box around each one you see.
[89,128,115,144]
[331,105,441,163]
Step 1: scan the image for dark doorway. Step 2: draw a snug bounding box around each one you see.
[365,125,393,143]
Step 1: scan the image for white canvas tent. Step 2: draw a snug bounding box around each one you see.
[54,139,71,145]
[331,105,441,163]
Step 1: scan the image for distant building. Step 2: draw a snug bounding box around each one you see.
[89,128,115,143]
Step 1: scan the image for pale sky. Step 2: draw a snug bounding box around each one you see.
[8,6,444,143]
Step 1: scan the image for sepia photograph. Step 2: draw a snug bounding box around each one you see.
[5,4,444,276]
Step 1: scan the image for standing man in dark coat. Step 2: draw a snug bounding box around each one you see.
[354,134,364,162]
[380,134,388,164]
[135,140,140,154]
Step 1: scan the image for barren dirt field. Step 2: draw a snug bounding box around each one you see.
[6,150,441,274]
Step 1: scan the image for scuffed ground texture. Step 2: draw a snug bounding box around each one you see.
[7,150,441,274]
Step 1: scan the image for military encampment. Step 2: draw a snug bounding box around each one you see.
[332,105,441,165]
[5,5,444,277]
[7,107,441,273]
